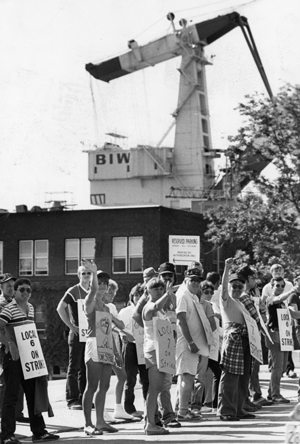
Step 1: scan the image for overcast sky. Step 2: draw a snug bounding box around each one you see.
[1,0,299,212]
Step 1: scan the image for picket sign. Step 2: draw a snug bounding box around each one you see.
[95,311,114,365]
[153,317,176,375]
[285,423,300,444]
[14,323,48,380]
[78,300,88,342]
[254,301,274,345]
[277,308,294,351]
[132,320,145,365]
[242,311,263,364]
[209,317,220,362]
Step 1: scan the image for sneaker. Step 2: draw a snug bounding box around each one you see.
[104,411,115,422]
[32,432,60,442]
[253,397,273,406]
[272,396,290,404]
[2,437,21,444]
[113,406,134,420]
[200,406,212,413]
[177,411,202,421]
[289,372,298,379]
[68,403,82,410]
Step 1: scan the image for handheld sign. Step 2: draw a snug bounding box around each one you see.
[277,308,294,351]
[14,323,48,380]
[132,320,145,365]
[285,423,300,444]
[95,311,114,365]
[209,318,220,362]
[242,312,263,364]
[153,317,175,374]
[78,300,88,342]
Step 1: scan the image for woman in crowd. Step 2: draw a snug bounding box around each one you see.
[142,276,173,435]
[82,261,118,436]
[217,258,254,421]
[102,279,134,421]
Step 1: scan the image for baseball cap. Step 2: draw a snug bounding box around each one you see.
[229,273,246,284]
[143,267,158,282]
[0,273,16,284]
[158,262,175,275]
[185,268,203,279]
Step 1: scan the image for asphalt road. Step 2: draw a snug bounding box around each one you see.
[11,365,300,443]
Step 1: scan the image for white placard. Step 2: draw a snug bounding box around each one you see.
[209,318,220,362]
[277,308,294,351]
[78,300,88,342]
[153,318,176,374]
[132,320,145,365]
[169,235,200,265]
[95,311,114,365]
[14,323,48,380]
[242,312,263,364]
[285,423,300,444]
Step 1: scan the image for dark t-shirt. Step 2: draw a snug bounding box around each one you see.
[267,300,285,329]
[289,292,300,327]
[61,283,88,327]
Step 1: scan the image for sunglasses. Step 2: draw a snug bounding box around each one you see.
[190,278,202,283]
[203,289,214,294]
[82,272,92,275]
[231,284,244,290]
[18,287,32,294]
[275,284,285,288]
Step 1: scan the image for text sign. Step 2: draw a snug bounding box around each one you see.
[169,235,200,265]
[14,324,48,380]
[285,423,300,444]
[132,321,145,365]
[243,312,263,364]
[78,300,88,342]
[154,318,175,374]
[95,311,114,365]
[277,308,294,351]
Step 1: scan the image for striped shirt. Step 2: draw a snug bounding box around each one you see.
[0,299,34,345]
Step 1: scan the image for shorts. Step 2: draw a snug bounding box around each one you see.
[85,337,112,365]
[176,350,199,376]
[144,349,157,369]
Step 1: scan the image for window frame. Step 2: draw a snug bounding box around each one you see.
[112,236,143,274]
[65,238,96,275]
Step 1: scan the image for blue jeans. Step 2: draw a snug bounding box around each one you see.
[123,342,149,414]
[1,354,46,441]
[66,332,86,406]
[265,330,288,398]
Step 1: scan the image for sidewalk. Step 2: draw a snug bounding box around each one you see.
[13,365,300,443]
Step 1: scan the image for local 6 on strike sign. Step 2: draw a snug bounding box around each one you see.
[132,320,145,365]
[153,317,175,374]
[78,300,88,342]
[277,308,294,351]
[14,323,48,380]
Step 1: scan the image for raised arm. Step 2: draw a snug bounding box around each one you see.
[221,257,234,301]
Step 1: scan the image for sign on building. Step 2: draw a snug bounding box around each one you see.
[169,235,200,265]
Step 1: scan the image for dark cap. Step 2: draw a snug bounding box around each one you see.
[0,273,16,284]
[143,267,158,282]
[97,270,110,281]
[187,261,203,271]
[158,262,175,275]
[229,273,246,284]
[185,268,203,279]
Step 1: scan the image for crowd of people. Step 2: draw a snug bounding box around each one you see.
[0,257,300,441]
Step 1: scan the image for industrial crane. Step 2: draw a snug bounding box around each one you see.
[85,11,272,211]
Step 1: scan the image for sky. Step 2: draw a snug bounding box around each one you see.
[1,0,300,212]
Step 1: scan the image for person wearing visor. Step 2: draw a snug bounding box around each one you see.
[57,264,92,410]
[176,267,212,421]
[217,258,257,421]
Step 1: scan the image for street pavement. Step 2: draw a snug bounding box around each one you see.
[12,365,300,443]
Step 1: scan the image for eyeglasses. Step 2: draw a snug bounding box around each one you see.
[82,272,92,275]
[18,287,32,294]
[190,278,202,283]
[275,284,285,288]
[231,284,244,290]
[203,289,214,294]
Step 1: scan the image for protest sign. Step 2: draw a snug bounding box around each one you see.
[14,323,48,380]
[132,320,145,365]
[95,311,114,364]
[242,312,263,363]
[153,317,175,374]
[78,300,88,342]
[277,308,294,351]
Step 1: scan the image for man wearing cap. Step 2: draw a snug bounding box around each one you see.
[262,264,293,304]
[132,267,158,329]
[57,265,92,410]
[176,267,212,421]
[0,274,28,423]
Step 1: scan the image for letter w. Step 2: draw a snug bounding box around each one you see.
[117,153,130,163]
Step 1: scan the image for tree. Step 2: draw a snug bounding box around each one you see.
[205,84,300,275]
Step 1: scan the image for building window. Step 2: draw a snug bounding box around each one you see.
[19,240,49,276]
[112,236,143,274]
[65,238,95,275]
[0,241,3,274]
